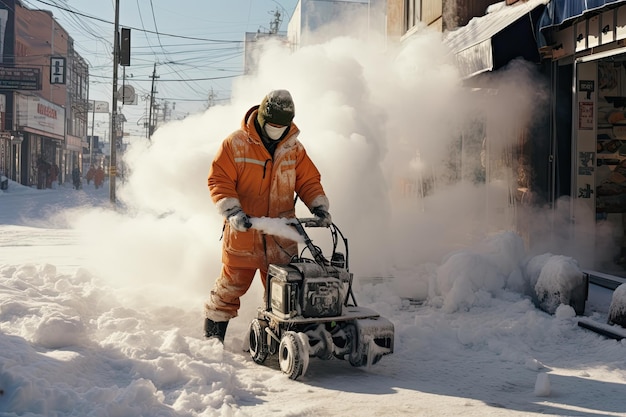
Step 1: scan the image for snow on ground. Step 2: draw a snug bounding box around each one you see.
[1,180,625,417]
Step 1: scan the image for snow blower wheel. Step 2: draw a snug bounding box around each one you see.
[278,331,308,380]
[249,318,269,364]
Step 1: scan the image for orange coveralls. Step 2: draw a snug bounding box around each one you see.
[206,105,327,321]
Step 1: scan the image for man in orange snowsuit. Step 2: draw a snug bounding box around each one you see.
[205,89,332,342]
[86,165,95,185]
[94,166,105,189]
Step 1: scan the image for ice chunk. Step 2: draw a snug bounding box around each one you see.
[534,373,551,397]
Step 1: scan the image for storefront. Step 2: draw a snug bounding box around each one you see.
[540,0,626,276]
[14,93,65,188]
[443,0,551,240]
[0,94,8,182]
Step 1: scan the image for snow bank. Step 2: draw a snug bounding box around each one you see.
[524,254,587,315]
[608,283,626,327]
[431,232,525,313]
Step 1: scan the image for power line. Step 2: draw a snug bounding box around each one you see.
[31,0,245,43]
[88,73,240,82]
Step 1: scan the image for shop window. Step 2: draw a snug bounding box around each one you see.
[594,58,626,271]
[405,0,421,32]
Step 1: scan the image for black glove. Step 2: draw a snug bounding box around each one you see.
[312,206,332,227]
[226,207,252,232]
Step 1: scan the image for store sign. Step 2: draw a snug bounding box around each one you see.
[0,66,41,90]
[15,94,65,137]
[579,79,595,99]
[579,101,594,130]
[50,57,66,84]
[88,100,109,113]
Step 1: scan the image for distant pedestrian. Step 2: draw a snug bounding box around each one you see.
[36,157,50,190]
[86,165,95,185]
[94,166,105,189]
[71,166,81,190]
[50,163,59,188]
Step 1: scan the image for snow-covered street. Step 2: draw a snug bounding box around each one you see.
[1,181,625,417]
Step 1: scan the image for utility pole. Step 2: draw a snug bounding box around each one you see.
[148,63,159,139]
[206,87,215,110]
[109,0,120,203]
[90,100,95,167]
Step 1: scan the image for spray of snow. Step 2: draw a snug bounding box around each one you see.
[250,217,305,243]
[32,8,586,322]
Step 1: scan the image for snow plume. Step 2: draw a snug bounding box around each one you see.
[64,20,559,314]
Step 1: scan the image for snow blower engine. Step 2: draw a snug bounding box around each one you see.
[248,218,394,380]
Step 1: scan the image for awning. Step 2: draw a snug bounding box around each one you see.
[444,0,549,79]
[538,0,626,32]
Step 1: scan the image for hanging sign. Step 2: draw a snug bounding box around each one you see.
[88,100,109,113]
[50,57,66,84]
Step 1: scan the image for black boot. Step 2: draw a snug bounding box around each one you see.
[204,318,229,342]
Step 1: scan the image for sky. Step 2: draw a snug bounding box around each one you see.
[25,0,300,138]
[1,4,626,416]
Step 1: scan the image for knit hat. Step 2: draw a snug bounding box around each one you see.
[257,89,295,127]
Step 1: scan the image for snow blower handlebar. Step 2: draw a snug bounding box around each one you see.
[290,218,357,307]
[288,218,328,265]
[258,217,356,307]
[294,217,325,228]
[246,216,348,273]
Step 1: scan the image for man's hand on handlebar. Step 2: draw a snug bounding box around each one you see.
[311,206,332,227]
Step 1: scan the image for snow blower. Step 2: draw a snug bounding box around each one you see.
[247,217,394,380]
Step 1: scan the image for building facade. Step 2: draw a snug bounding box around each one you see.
[288,0,386,48]
[539,0,626,276]
[0,0,88,188]
[386,0,500,40]
[386,0,626,277]
[386,0,549,236]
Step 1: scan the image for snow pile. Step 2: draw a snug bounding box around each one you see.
[608,283,626,326]
[0,263,244,417]
[525,254,586,314]
[425,232,587,315]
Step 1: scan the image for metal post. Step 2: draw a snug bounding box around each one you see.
[90,100,95,167]
[109,0,120,203]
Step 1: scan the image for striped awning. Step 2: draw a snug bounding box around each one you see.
[538,0,626,32]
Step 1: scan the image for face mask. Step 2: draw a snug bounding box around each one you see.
[264,124,288,140]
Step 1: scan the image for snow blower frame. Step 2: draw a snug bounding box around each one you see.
[248,218,394,380]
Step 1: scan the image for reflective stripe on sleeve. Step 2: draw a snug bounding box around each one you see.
[234,157,267,166]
